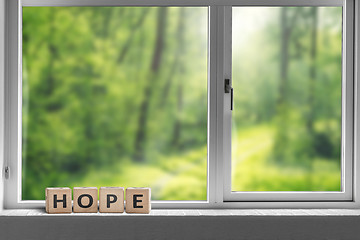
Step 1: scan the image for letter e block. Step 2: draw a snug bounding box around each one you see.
[125,188,151,214]
[45,187,72,214]
[99,187,124,213]
[73,187,98,213]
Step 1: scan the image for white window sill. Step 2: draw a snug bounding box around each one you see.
[2,208,360,216]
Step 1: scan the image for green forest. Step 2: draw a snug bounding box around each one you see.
[232,7,342,191]
[22,6,342,201]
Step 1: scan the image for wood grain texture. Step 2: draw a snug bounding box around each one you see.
[45,188,72,214]
[73,187,98,213]
[99,187,124,213]
[125,188,151,214]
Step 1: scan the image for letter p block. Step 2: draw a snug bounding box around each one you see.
[45,187,72,214]
[99,187,124,213]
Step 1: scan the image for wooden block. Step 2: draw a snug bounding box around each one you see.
[125,188,151,214]
[73,187,98,213]
[45,187,72,214]
[99,187,124,213]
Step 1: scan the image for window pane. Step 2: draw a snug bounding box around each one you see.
[22,7,208,200]
[232,7,342,191]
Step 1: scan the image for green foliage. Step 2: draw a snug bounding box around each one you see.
[232,7,342,191]
[22,7,208,200]
[232,124,340,191]
[22,6,343,200]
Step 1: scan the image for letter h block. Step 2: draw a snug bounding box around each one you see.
[126,188,151,214]
[73,187,98,213]
[45,187,72,214]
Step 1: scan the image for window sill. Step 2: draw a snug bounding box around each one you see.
[2,208,360,216]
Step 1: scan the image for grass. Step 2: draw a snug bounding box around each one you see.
[24,124,341,200]
[73,146,208,201]
[232,124,341,191]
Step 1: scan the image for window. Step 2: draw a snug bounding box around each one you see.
[3,0,359,209]
[21,6,208,202]
[225,5,352,202]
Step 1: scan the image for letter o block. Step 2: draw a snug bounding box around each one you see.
[73,187,98,213]
[99,187,124,213]
[45,187,72,214]
[125,188,151,214]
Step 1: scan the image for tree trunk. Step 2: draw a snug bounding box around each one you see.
[117,9,150,63]
[170,8,186,148]
[273,8,292,164]
[171,81,184,148]
[159,9,186,108]
[133,8,167,162]
[43,9,57,98]
[307,7,318,135]
[305,7,318,186]
[277,8,290,108]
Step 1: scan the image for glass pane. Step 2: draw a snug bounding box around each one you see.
[22,7,208,200]
[232,7,342,191]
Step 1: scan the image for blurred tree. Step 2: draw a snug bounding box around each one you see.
[273,8,302,165]
[306,7,318,154]
[170,8,186,148]
[117,8,150,63]
[134,8,168,162]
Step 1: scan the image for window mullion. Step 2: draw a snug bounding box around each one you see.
[207,5,218,204]
[209,5,232,204]
[221,6,232,202]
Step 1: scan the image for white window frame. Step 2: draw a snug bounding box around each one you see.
[3,0,360,209]
[224,1,354,202]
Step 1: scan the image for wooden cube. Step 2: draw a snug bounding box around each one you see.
[73,187,98,213]
[99,187,124,213]
[45,187,72,214]
[125,188,151,214]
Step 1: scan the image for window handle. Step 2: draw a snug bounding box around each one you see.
[231,88,233,111]
[4,166,10,180]
[225,79,233,111]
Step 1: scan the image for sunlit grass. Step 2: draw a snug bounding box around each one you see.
[65,124,341,201]
[71,147,207,201]
[25,124,341,200]
[232,124,341,191]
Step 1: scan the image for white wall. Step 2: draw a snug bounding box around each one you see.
[0,0,5,211]
[2,215,360,240]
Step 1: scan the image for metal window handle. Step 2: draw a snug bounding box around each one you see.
[225,79,233,111]
[231,88,233,111]
[5,166,10,179]
[225,79,231,93]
